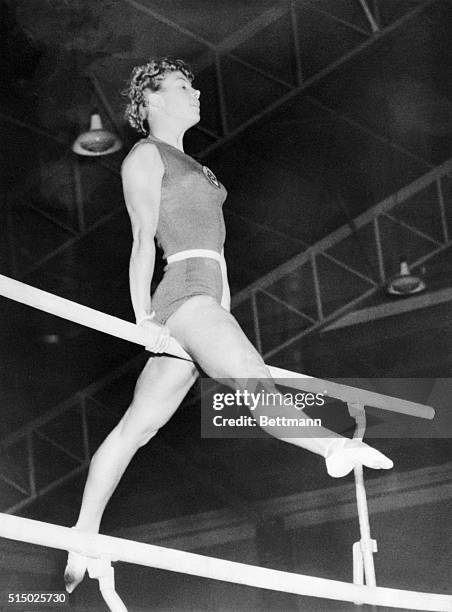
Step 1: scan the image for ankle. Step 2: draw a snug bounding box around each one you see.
[325,436,365,458]
[73,522,100,534]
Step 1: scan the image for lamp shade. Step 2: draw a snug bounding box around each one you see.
[387,260,426,296]
[72,113,122,156]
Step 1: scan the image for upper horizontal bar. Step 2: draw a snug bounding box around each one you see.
[0,274,434,419]
[0,513,450,611]
[0,273,190,360]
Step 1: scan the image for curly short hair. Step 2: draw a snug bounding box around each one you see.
[123,57,194,135]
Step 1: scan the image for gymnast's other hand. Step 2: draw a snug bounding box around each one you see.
[138,318,171,353]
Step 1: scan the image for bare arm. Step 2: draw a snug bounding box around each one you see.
[220,248,231,311]
[121,143,164,323]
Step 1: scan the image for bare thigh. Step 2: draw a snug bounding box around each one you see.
[166,296,270,383]
[118,355,198,443]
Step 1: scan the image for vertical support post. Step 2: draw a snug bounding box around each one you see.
[372,0,381,29]
[89,72,126,142]
[87,558,128,612]
[373,216,385,283]
[289,0,303,86]
[311,254,323,321]
[347,402,377,606]
[352,541,364,586]
[6,195,18,276]
[357,0,380,33]
[215,52,229,137]
[348,403,377,604]
[26,432,37,497]
[72,158,86,232]
[353,465,377,588]
[436,177,449,243]
[251,291,263,354]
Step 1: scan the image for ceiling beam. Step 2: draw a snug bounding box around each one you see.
[20,205,124,278]
[201,38,440,175]
[228,156,452,362]
[121,0,293,93]
[113,461,452,549]
[323,286,452,332]
[88,71,130,142]
[0,113,119,177]
[122,0,215,49]
[300,0,370,36]
[123,0,291,60]
[231,157,452,303]
[356,0,380,32]
[216,4,288,54]
[3,0,441,287]
[153,438,264,524]
[197,0,439,158]
[262,241,452,361]
[0,111,67,146]
[306,95,436,171]
[0,361,261,521]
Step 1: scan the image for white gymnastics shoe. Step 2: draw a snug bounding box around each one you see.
[325,438,393,478]
[64,549,88,593]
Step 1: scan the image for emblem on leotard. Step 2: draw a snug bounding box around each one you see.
[203,166,221,189]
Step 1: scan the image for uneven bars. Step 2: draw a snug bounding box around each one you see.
[0,273,434,418]
[0,513,450,611]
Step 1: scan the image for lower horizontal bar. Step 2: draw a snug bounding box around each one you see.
[270,366,434,419]
[0,514,450,611]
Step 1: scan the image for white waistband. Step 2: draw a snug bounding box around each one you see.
[167,249,223,264]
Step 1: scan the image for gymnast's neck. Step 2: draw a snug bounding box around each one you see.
[147,122,188,152]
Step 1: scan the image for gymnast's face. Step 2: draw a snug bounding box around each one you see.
[148,70,200,126]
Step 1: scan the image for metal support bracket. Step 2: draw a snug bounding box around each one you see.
[347,402,378,606]
[87,557,128,612]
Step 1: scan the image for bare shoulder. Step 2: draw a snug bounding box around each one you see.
[121,140,164,181]
[121,141,164,221]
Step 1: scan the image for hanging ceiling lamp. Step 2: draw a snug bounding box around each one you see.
[72,112,122,156]
[387,260,426,296]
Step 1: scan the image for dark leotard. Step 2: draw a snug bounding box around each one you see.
[142,136,228,324]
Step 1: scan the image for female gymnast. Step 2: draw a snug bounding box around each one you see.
[64,58,393,592]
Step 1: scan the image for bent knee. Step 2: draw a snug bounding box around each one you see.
[239,349,271,378]
[118,418,159,448]
[117,406,165,448]
[135,428,158,447]
[230,351,272,387]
